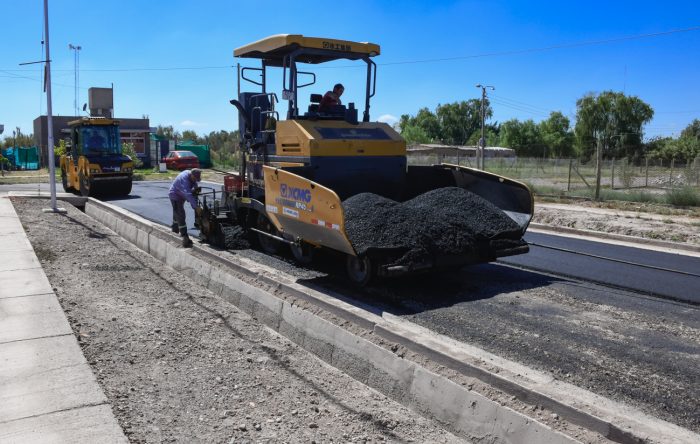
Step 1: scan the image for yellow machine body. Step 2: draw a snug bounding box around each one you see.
[60,117,134,196]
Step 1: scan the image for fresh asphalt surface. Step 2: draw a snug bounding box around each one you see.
[102,180,700,305]
[5,180,699,431]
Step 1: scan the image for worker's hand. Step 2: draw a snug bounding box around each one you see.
[193,186,202,195]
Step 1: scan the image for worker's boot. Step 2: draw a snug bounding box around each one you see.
[179,226,193,248]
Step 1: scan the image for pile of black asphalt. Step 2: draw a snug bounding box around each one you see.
[343,187,522,266]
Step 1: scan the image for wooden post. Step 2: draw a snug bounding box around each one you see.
[595,137,603,200]
[670,158,675,188]
[645,157,649,187]
[611,157,616,190]
[567,158,573,192]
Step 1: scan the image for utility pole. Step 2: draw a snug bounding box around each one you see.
[68,43,81,116]
[42,0,63,213]
[475,84,494,170]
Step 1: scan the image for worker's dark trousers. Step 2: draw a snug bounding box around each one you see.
[170,199,188,237]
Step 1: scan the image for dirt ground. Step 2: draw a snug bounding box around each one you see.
[14,197,464,444]
[533,201,700,245]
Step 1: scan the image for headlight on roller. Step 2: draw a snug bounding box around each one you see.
[90,168,100,173]
[122,167,132,173]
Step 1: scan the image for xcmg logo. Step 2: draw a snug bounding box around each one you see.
[280,183,311,203]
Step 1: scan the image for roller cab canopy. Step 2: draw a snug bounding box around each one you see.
[67,117,120,128]
[234,34,380,66]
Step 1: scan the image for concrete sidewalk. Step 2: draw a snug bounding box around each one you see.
[0,195,126,443]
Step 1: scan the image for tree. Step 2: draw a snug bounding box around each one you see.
[499,119,545,156]
[680,119,700,140]
[466,124,499,146]
[400,125,432,144]
[435,99,487,145]
[574,91,654,161]
[181,130,199,143]
[398,108,440,143]
[539,111,575,157]
[2,133,34,148]
[155,125,180,140]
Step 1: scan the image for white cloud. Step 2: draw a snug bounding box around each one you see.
[377,114,398,126]
[180,120,206,127]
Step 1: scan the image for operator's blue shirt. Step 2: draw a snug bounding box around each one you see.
[168,170,199,209]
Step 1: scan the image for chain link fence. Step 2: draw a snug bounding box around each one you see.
[407,153,700,195]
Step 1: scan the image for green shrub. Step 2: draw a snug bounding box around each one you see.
[666,187,700,207]
[121,142,143,168]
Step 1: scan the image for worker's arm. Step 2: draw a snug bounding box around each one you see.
[183,186,198,210]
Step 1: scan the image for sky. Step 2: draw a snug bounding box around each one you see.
[1,0,699,142]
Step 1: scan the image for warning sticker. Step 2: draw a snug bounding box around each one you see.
[282,207,299,219]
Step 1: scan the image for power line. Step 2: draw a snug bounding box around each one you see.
[490,93,552,113]
[3,26,698,74]
[2,65,235,73]
[375,25,700,67]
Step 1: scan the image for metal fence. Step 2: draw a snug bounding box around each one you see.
[407,154,700,193]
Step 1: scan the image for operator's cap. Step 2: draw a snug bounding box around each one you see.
[191,168,202,181]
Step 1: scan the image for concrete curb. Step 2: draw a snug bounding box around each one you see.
[79,196,699,444]
[529,222,700,255]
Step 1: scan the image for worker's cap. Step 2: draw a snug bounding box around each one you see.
[191,168,202,181]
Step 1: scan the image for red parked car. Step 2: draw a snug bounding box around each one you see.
[162,150,200,170]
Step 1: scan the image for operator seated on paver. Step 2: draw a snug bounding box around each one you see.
[318,83,344,114]
[168,168,202,248]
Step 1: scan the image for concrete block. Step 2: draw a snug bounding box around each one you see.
[0,268,53,299]
[251,302,282,331]
[331,347,371,384]
[220,285,241,307]
[0,233,32,252]
[147,233,169,262]
[0,404,127,444]
[0,335,107,423]
[0,249,40,273]
[0,294,72,344]
[134,227,151,252]
[186,256,213,288]
[238,294,256,317]
[277,308,304,346]
[114,218,138,244]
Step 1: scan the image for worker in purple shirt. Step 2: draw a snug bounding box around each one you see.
[168,168,202,247]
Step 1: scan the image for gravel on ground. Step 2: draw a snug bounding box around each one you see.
[14,197,464,444]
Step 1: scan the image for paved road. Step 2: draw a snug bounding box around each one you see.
[505,231,700,304]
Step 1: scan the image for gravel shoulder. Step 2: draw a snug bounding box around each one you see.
[14,197,464,443]
[533,201,700,245]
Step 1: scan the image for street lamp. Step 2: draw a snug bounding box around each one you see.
[68,43,82,117]
[475,84,495,170]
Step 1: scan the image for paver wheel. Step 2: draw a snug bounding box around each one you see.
[256,213,281,255]
[291,241,314,265]
[346,255,373,287]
